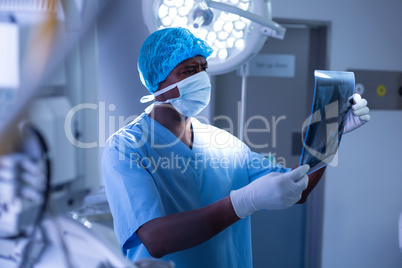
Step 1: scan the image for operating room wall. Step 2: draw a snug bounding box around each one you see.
[322,111,402,268]
[271,0,402,72]
[97,0,149,151]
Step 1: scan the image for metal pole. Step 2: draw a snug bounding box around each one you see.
[239,63,248,141]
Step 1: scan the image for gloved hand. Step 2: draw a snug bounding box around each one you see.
[230,165,310,218]
[344,94,370,134]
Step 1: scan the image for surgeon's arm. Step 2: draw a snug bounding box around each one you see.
[137,166,309,258]
[137,196,239,258]
[297,166,326,204]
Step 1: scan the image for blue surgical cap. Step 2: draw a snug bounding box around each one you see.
[138,27,213,93]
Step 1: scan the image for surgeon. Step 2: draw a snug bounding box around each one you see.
[103,27,370,267]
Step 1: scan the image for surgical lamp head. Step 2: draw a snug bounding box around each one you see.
[137,27,213,93]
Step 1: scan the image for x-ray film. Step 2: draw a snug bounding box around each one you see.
[299,70,355,174]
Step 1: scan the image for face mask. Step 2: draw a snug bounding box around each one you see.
[140,71,211,117]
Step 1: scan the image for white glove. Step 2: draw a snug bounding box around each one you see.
[230,165,310,218]
[344,94,370,134]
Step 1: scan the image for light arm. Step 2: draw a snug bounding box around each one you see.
[199,0,286,39]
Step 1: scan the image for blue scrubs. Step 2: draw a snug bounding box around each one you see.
[103,113,289,267]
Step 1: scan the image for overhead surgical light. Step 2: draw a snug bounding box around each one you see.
[142,0,286,74]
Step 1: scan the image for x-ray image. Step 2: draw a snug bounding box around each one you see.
[300,70,355,174]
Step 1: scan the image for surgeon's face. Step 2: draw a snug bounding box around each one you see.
[155,55,208,102]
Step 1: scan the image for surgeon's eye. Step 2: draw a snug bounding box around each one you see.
[182,69,195,75]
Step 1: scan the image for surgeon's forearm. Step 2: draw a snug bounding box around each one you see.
[297,166,326,203]
[137,196,240,258]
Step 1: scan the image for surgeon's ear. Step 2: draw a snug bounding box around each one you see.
[154,86,180,102]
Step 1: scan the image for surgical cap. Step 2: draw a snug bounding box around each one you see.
[138,27,213,93]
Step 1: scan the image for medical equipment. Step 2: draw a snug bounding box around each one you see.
[141,68,212,117]
[299,70,355,174]
[399,212,402,252]
[0,0,163,267]
[0,22,19,89]
[142,0,285,75]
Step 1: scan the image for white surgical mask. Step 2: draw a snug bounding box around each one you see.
[140,71,211,117]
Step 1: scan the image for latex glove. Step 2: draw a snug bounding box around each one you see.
[230,165,309,218]
[344,94,370,134]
